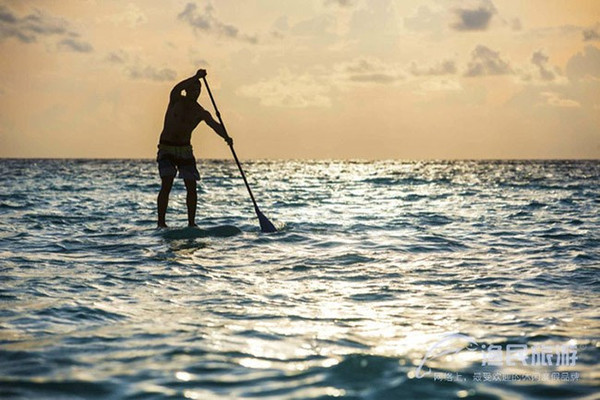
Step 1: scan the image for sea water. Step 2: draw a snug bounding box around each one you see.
[0,159,598,399]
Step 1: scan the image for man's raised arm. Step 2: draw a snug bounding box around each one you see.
[169,69,206,102]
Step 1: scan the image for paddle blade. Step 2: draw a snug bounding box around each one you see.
[257,209,277,233]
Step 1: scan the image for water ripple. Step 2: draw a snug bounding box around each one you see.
[0,159,598,399]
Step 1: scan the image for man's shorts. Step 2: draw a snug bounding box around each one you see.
[156,144,200,181]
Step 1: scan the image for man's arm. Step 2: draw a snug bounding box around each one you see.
[169,69,206,102]
[203,109,233,146]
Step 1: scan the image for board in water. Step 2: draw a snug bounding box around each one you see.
[160,225,242,239]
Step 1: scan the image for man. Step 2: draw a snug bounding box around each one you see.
[157,69,232,228]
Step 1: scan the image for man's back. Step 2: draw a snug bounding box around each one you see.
[159,98,206,146]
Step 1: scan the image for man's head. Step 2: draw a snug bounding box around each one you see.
[185,81,201,100]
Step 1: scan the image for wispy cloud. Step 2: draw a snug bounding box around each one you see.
[128,65,177,82]
[178,2,258,44]
[324,0,357,8]
[104,49,176,82]
[338,58,404,84]
[540,92,580,108]
[0,4,93,53]
[404,5,445,34]
[583,28,600,42]
[58,38,93,53]
[238,69,331,108]
[410,60,457,76]
[0,5,66,43]
[510,18,522,31]
[105,50,129,64]
[237,58,407,108]
[520,24,583,41]
[418,78,462,93]
[105,3,147,28]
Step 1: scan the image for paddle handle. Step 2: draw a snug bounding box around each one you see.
[201,77,260,213]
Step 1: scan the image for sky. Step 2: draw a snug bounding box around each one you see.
[0,0,599,159]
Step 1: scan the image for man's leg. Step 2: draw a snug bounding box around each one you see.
[157,176,174,227]
[184,179,197,227]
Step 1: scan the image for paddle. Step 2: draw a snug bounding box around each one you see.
[201,76,277,233]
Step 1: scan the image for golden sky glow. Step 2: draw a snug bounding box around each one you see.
[0,0,599,159]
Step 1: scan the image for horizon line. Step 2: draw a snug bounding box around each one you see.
[1,157,598,162]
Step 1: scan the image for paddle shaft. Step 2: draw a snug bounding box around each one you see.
[201,77,260,214]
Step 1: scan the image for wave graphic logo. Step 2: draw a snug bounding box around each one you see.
[415,333,479,379]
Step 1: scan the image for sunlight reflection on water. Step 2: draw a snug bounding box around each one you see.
[0,159,598,399]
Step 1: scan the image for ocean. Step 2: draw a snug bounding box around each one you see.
[0,159,598,399]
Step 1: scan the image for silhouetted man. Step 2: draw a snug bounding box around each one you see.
[157,69,232,228]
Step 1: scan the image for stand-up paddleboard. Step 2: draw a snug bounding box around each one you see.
[159,225,242,240]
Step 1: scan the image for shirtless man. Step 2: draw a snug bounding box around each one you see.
[157,69,232,228]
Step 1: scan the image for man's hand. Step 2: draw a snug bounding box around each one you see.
[225,136,233,146]
[196,69,207,79]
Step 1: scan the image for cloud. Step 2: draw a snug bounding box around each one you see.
[450,3,496,31]
[419,78,462,92]
[404,5,445,34]
[237,57,408,109]
[337,58,404,84]
[521,24,584,42]
[237,69,331,108]
[349,73,397,84]
[410,60,457,76]
[0,4,70,43]
[0,4,94,55]
[510,18,522,31]
[106,50,129,64]
[290,14,335,38]
[517,50,566,85]
[178,2,257,44]
[238,57,410,108]
[510,46,598,115]
[105,49,175,81]
[128,65,177,82]
[530,50,556,81]
[107,3,147,28]
[325,0,356,8]
[58,37,93,53]
[464,45,512,77]
[540,92,580,108]
[566,45,600,81]
[404,3,498,36]
[583,28,600,42]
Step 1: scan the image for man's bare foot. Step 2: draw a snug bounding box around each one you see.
[158,222,168,228]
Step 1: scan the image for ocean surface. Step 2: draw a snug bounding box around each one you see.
[0,159,598,400]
